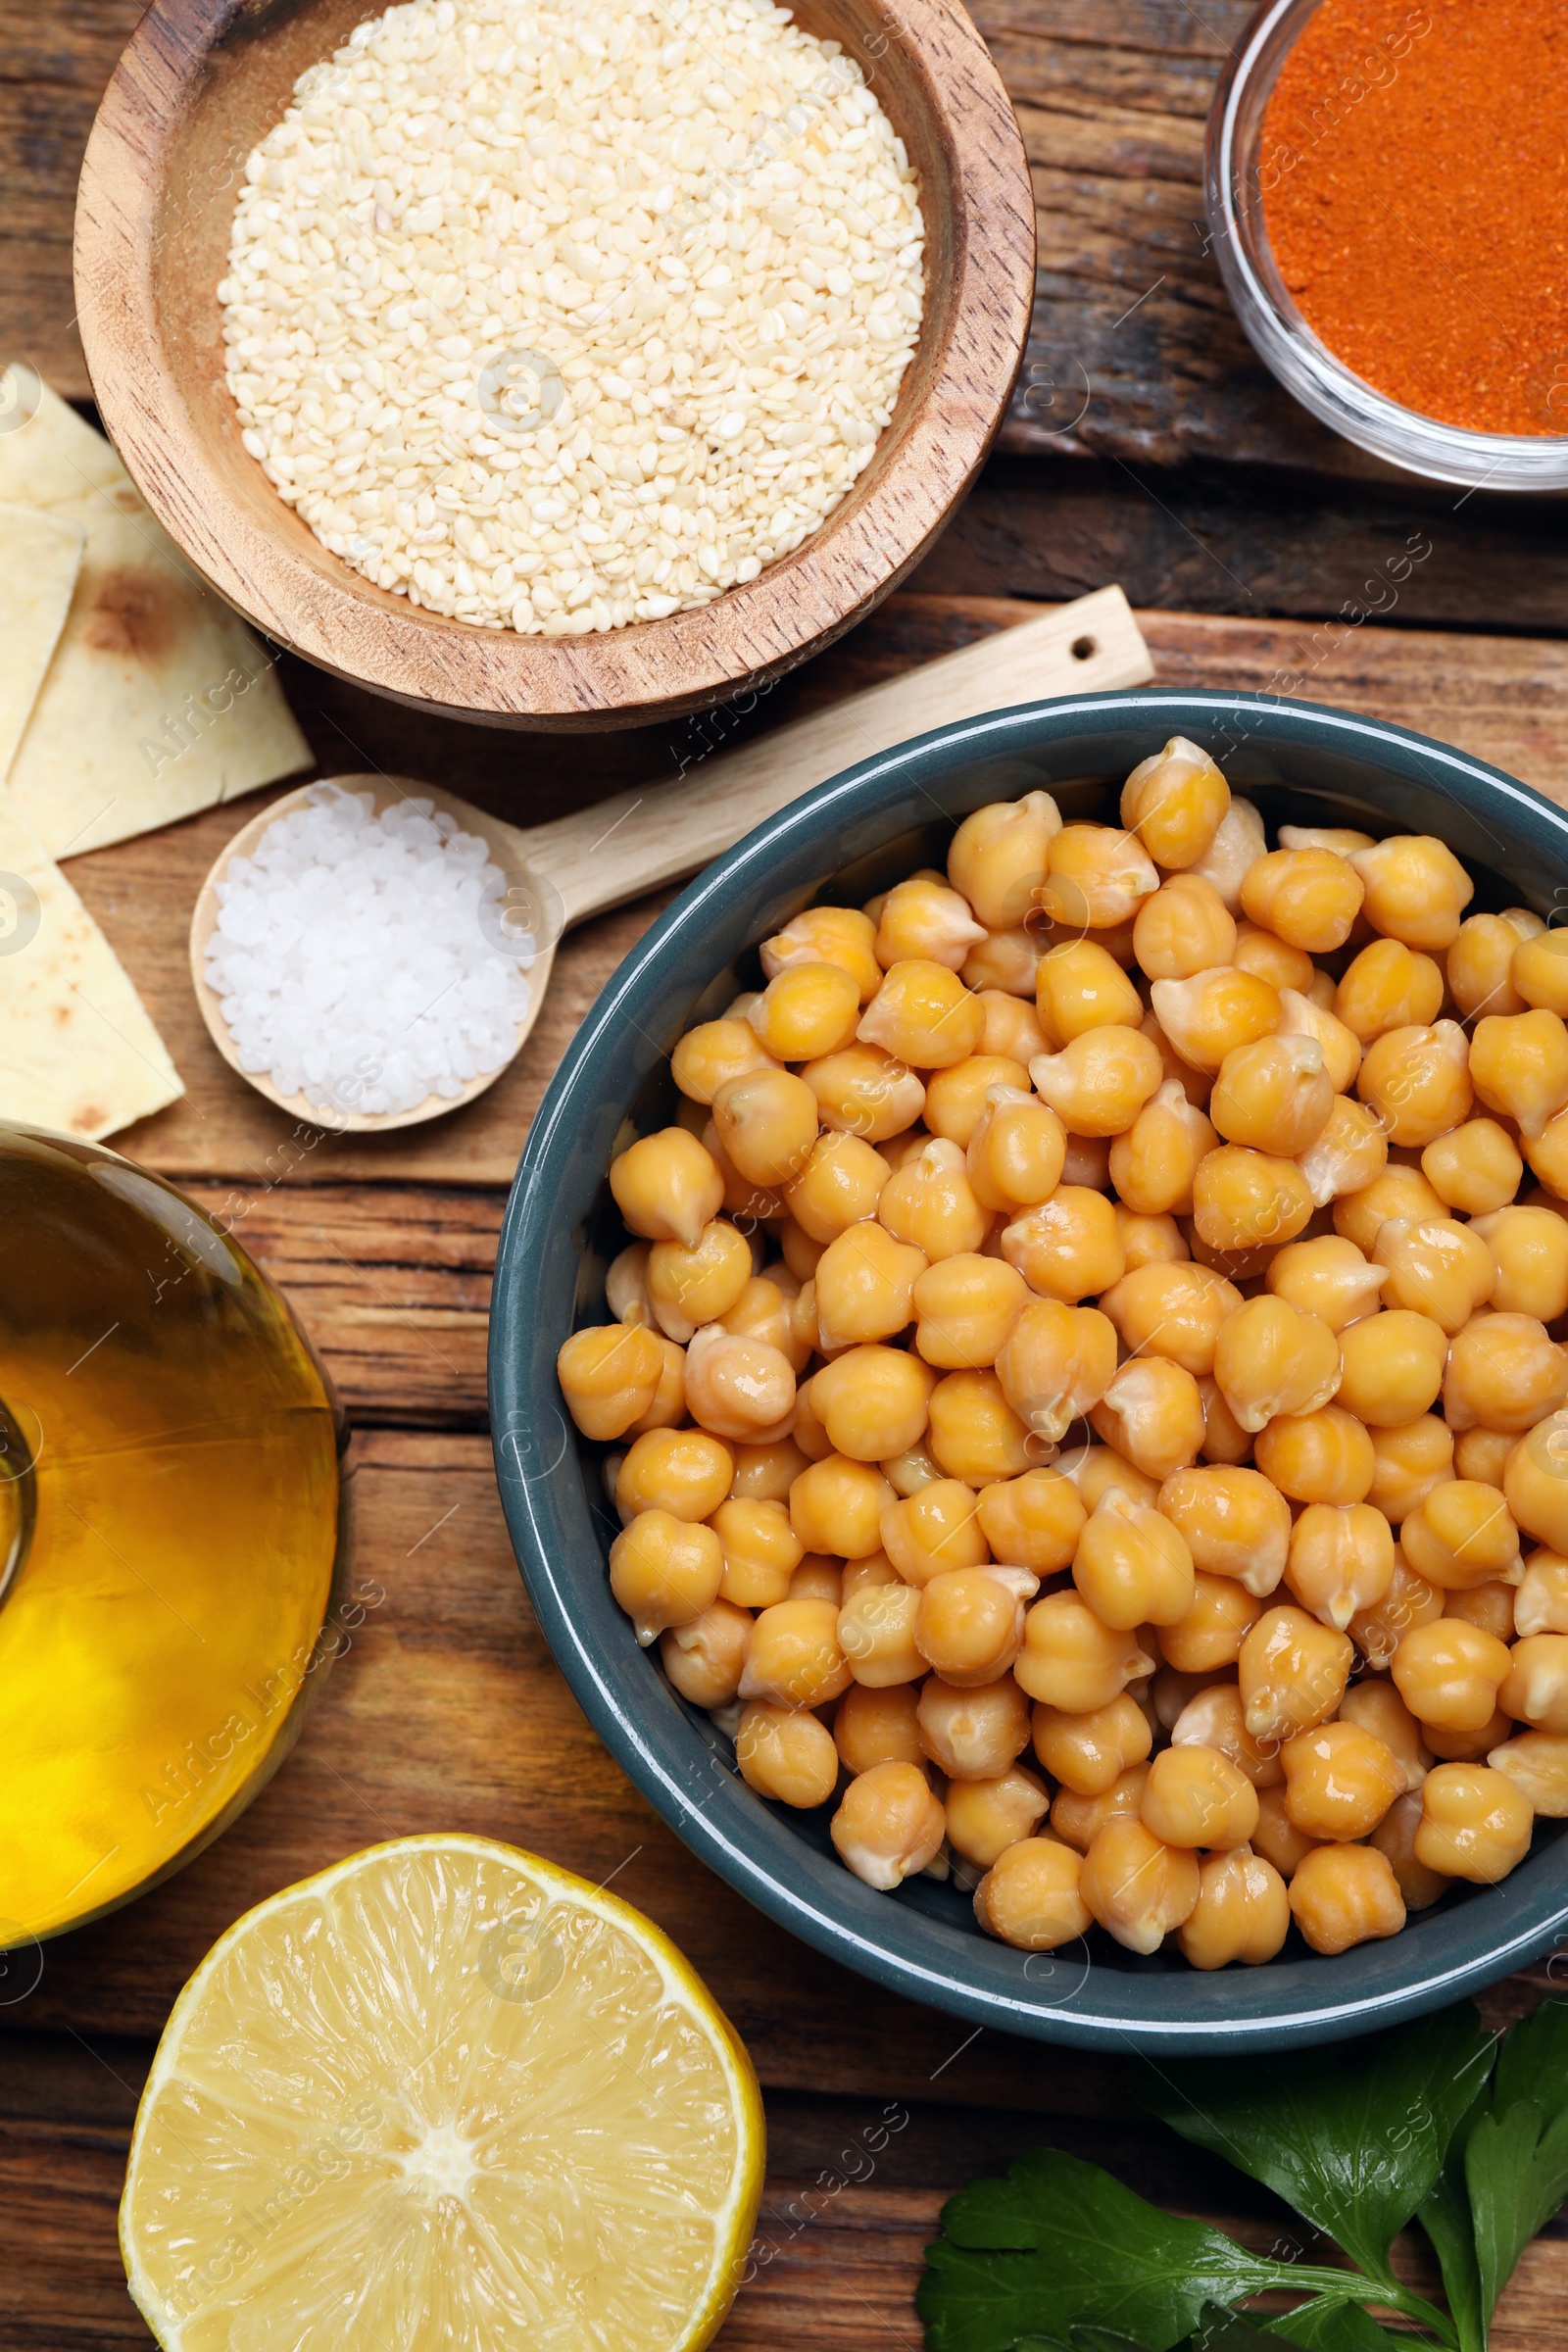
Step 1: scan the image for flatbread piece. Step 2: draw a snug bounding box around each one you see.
[0,502,82,779]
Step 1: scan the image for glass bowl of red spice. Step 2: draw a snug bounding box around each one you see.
[1206,0,1568,490]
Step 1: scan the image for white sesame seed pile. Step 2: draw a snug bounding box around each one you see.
[220,0,925,637]
[206,784,533,1117]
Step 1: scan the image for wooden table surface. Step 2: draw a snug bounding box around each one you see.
[8,6,1568,2348]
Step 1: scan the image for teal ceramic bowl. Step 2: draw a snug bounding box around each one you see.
[490,689,1568,2050]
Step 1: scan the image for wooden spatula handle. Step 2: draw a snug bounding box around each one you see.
[513,587,1152,929]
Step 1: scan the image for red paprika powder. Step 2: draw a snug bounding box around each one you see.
[1261,0,1568,437]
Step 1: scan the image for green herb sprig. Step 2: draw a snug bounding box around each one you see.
[918,1999,1568,2352]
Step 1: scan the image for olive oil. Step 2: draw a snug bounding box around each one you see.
[0,1128,342,1939]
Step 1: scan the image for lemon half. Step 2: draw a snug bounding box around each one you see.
[121,1836,764,2352]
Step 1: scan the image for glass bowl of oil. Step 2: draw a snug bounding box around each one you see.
[0,1126,346,1946]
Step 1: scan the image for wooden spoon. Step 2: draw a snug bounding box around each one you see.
[189,587,1152,1132]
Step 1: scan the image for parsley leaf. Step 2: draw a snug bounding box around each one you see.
[1137,2007,1494,2289]
[917,2148,1281,2352]
[1462,1999,1568,2333]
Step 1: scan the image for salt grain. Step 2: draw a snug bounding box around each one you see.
[220,0,924,637]
[206,783,533,1117]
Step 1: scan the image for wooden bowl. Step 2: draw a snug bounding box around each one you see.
[74,0,1035,733]
[190,775,547,1132]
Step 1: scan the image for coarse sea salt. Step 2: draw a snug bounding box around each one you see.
[206,783,534,1117]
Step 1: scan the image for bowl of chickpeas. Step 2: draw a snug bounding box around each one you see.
[491,688,1568,2049]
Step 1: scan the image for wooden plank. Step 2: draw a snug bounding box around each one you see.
[55,592,1568,1189]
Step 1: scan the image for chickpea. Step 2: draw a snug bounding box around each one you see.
[1500,1632,1568,1734]
[1444,1312,1568,1434]
[1143,1009,1215,1111]
[976,1465,1087,1573]
[709,1068,817,1191]
[1289,1843,1407,1953]
[964,932,1039,999]
[1419,1119,1523,1223]
[1472,1203,1568,1322]
[1239,1605,1353,1742]
[1526,1106,1568,1200]
[1332,1161,1446,1255]
[1516,1549,1568,1635]
[736,1700,841,1807]
[1453,1427,1516,1490]
[833,1681,924,1774]
[1487,1729,1568,1816]
[911,1252,1027,1369]
[661,1598,754,1708]
[917,1565,1034,1686]
[1283,1502,1395,1632]
[1052,1763,1150,1852]
[1366,1415,1455,1524]
[778,1217,826,1283]
[810,1345,936,1464]
[965,1086,1067,1212]
[975,988,1049,1058]
[738,1594,854,1709]
[1446,910,1540,1022]
[1237,848,1360,955]
[1277,986,1363,1093]
[1159,1573,1262,1674]
[1232,923,1317,999]
[1198,1375,1254,1466]
[830,1761,948,1888]
[644,1219,755,1344]
[1357,1021,1474,1149]
[948,792,1063,930]
[994,1298,1118,1446]
[1189,796,1267,911]
[1253,1407,1373,1509]
[1066,1442,1162,1515]
[1142,1742,1259,1849]
[923,1056,1034,1150]
[858,959,985,1072]
[1335,940,1445,1046]
[1513,926,1568,1017]
[1036,821,1160,931]
[616,1429,734,1524]
[1151,967,1282,1075]
[606,1242,654,1327]
[812,1220,927,1349]
[874,877,988,974]
[1298,1096,1391,1210]
[1446,1581,1516,1643]
[1170,1682,1283,1789]
[838,1581,924,1687]
[1192,1146,1314,1255]
[1000,1187,1126,1305]
[1028,1024,1164,1141]
[1080,1817,1200,1953]
[917,1674,1033,1779]
[1032,1691,1152,1793]
[1348,834,1473,951]
[1086,1359,1203,1486]
[728,1437,813,1506]
[1348,1553,1446,1669]
[1073,1493,1197,1630]
[923,1367,1032,1484]
[1251,1785,1319,1881]
[711,1496,805,1607]
[1063,1133,1115,1188]
[1210,1034,1334,1157]
[1120,735,1230,870]
[803,1043,927,1142]
[1108,1080,1218,1218]
[1414,1762,1534,1883]
[784,1131,888,1242]
[610,1511,725,1644]
[1216,1298,1341,1439]
[974,1836,1092,1949]
[762,905,883,1002]
[1425,1706,1515,1763]
[1278,824,1375,855]
[791,1373,833,1461]
[1372,1216,1494,1338]
[878,1138,991,1260]
[1335,1309,1448,1429]
[1101,1259,1242,1377]
[1015,1590,1155,1712]
[1367,1789,1451,1910]
[1178,1846,1291,1968]
[1391,1616,1512,1732]
[1115,1206,1188,1271]
[1281,1720,1404,1842]
[1470,1008,1568,1139]
[944,1765,1052,1870]
[1132,873,1238,980]
[1035,938,1144,1047]
[671,1018,781,1108]
[610,1128,728,1249]
[746,961,860,1061]
[557,1319,666,1440]
[1399,1479,1521,1592]
[1156,1465,1290,1596]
